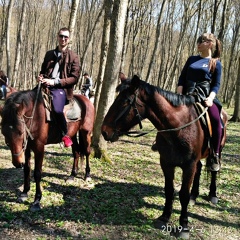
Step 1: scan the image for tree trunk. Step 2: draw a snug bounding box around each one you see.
[78,6,104,81]
[230,56,240,122]
[12,1,26,87]
[145,0,166,83]
[0,2,8,68]
[68,0,80,49]
[92,0,128,159]
[94,0,113,113]
[6,0,14,80]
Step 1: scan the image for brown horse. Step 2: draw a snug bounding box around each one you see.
[1,85,95,211]
[101,75,227,239]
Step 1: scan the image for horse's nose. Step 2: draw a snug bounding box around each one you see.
[13,161,24,169]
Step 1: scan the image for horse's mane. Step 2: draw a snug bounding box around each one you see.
[1,88,38,127]
[144,82,195,106]
[116,78,195,107]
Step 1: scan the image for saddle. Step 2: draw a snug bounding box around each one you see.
[194,102,225,137]
[41,89,82,122]
[194,102,212,137]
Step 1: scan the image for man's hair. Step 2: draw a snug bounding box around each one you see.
[83,72,89,76]
[58,27,70,35]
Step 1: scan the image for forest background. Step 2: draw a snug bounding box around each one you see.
[0,1,239,239]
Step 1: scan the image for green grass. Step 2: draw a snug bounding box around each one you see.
[0,107,239,239]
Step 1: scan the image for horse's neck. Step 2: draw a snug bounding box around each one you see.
[146,94,188,131]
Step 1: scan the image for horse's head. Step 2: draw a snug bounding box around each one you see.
[1,93,31,168]
[101,75,146,142]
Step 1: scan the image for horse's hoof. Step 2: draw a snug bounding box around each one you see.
[85,176,92,182]
[189,198,196,206]
[189,195,197,206]
[210,196,218,204]
[66,176,75,184]
[177,229,190,239]
[17,193,28,203]
[153,217,168,230]
[30,201,41,212]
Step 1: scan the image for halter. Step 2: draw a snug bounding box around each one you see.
[113,91,155,137]
[12,82,41,156]
[114,92,143,131]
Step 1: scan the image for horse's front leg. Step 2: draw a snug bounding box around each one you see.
[30,148,44,211]
[190,160,202,205]
[155,163,175,227]
[17,148,31,203]
[177,163,197,239]
[208,170,218,204]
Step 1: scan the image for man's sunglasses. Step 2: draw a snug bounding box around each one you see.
[59,34,69,39]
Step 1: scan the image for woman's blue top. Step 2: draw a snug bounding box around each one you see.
[178,55,222,94]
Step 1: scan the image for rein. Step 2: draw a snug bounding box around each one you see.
[12,82,42,156]
[158,106,208,133]
[120,92,208,137]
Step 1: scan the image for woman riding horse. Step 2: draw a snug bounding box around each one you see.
[101,75,227,239]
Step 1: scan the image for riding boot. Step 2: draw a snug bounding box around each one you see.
[57,113,73,147]
[62,135,73,148]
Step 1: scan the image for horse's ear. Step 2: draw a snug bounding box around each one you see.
[131,75,141,89]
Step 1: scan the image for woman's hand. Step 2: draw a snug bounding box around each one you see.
[204,92,216,107]
[204,97,213,107]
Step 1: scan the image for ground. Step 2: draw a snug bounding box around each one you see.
[0,116,239,240]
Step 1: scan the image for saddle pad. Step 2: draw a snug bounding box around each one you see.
[64,98,82,122]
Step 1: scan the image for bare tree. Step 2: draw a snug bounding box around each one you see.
[0,0,239,113]
[12,0,27,87]
[68,0,80,49]
[230,56,240,122]
[145,0,167,83]
[0,1,8,67]
[78,5,104,83]
[92,0,128,159]
[6,0,14,79]
[94,0,113,113]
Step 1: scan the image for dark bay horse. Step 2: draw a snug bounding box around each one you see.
[101,75,227,239]
[1,85,95,211]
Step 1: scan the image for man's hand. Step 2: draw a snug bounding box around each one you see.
[37,75,54,86]
[41,78,55,86]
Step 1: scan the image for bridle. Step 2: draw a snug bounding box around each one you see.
[114,92,143,130]
[113,91,156,137]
